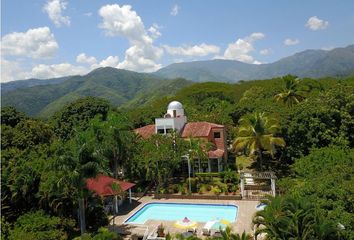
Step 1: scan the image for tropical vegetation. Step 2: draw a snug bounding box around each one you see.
[1,74,353,239]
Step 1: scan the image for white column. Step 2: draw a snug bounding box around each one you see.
[208,159,211,173]
[271,178,276,196]
[217,158,221,172]
[129,189,132,204]
[114,195,118,214]
[240,177,245,199]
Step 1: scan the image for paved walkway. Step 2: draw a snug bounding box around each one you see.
[109,196,259,238]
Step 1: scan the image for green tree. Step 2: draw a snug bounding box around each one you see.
[86,112,134,179]
[253,196,341,240]
[1,106,26,127]
[74,227,122,240]
[134,133,187,189]
[186,137,214,174]
[39,130,108,234]
[274,75,305,107]
[50,97,110,140]
[279,147,354,239]
[8,211,72,240]
[213,226,252,240]
[233,112,285,170]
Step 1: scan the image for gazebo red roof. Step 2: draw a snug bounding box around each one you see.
[86,175,135,197]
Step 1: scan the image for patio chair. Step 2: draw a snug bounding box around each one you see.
[211,229,222,238]
[202,220,216,236]
[187,227,197,234]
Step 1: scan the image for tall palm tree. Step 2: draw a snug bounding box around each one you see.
[274,75,305,107]
[39,130,107,235]
[233,112,285,170]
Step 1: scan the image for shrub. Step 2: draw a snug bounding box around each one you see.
[9,211,71,240]
[211,186,221,196]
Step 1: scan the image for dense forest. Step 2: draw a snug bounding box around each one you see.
[1,75,353,239]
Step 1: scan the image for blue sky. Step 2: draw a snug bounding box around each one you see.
[1,0,354,82]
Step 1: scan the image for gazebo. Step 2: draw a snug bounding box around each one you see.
[86,175,135,214]
[240,171,276,199]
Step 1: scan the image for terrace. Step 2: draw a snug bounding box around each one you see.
[108,196,258,239]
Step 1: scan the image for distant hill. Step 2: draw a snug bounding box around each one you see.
[1,76,72,93]
[1,67,192,117]
[2,45,354,117]
[155,45,354,82]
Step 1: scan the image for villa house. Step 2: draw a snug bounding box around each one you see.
[134,101,228,173]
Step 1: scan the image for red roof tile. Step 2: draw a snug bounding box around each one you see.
[208,149,225,158]
[86,175,135,197]
[181,122,224,138]
[134,124,155,139]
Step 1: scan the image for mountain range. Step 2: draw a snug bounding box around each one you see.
[155,44,354,82]
[1,68,192,117]
[2,44,354,117]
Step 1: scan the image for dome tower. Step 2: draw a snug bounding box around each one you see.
[155,101,187,135]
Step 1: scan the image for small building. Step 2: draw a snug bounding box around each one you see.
[134,101,228,173]
[86,175,135,214]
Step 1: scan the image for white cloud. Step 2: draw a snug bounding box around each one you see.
[43,0,70,27]
[84,12,92,17]
[163,43,220,57]
[76,53,97,66]
[99,4,150,44]
[1,27,58,59]
[76,53,120,69]
[221,32,265,64]
[99,4,163,72]
[1,59,28,82]
[148,24,162,40]
[170,4,180,16]
[1,54,122,82]
[284,38,300,46]
[29,63,87,79]
[0,60,89,82]
[306,16,329,30]
[98,56,119,67]
[259,48,271,55]
[321,46,334,51]
[117,44,163,72]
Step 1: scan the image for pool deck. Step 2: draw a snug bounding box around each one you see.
[109,196,258,238]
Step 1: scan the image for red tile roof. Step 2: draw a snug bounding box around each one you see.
[181,122,224,138]
[208,149,225,158]
[86,175,135,197]
[134,124,155,139]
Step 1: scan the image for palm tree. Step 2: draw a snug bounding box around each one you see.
[233,112,285,170]
[39,131,107,234]
[253,195,341,240]
[274,75,305,107]
[186,137,214,174]
[111,182,123,232]
[215,226,252,240]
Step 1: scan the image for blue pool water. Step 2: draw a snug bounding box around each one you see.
[125,203,238,224]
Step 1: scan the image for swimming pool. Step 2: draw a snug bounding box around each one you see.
[125,202,238,224]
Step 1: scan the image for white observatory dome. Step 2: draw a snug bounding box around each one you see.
[167,101,183,110]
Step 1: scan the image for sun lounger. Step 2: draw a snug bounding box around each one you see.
[187,227,197,233]
[202,220,217,236]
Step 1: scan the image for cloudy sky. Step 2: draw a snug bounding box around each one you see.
[1,0,354,82]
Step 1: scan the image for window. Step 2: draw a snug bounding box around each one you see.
[157,129,165,134]
[214,132,221,138]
